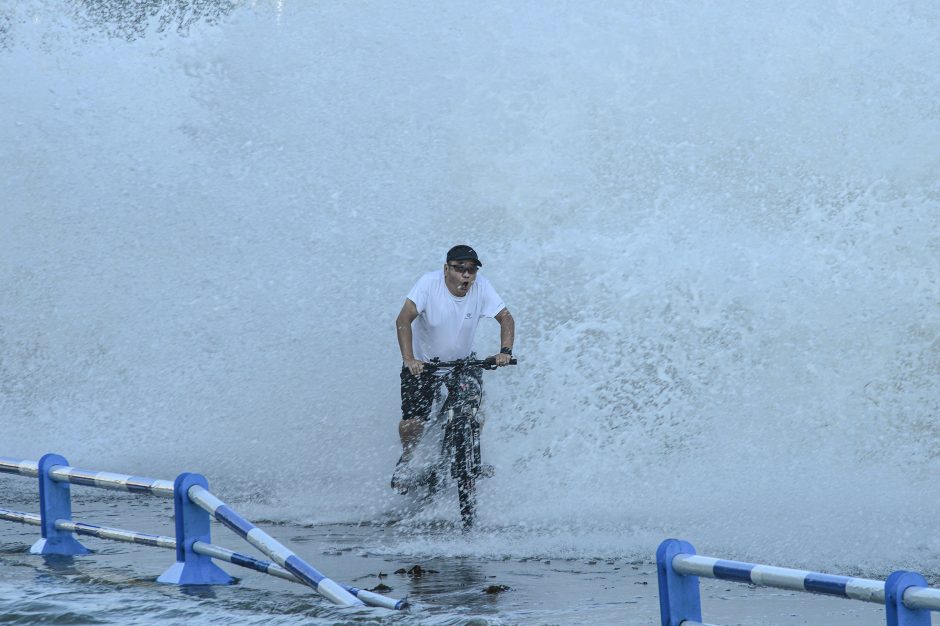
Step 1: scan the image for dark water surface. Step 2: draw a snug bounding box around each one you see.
[0,487,895,625]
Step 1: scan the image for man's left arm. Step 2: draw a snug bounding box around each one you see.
[493,307,515,366]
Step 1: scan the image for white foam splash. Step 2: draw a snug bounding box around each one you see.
[1,0,938,571]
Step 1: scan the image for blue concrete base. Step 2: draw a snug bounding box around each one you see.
[157,560,235,586]
[30,536,92,556]
[157,472,234,586]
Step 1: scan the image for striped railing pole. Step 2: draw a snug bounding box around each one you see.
[672,553,887,603]
[47,466,175,498]
[658,539,940,626]
[191,542,408,610]
[0,507,406,610]
[65,520,177,550]
[1,456,176,497]
[186,484,364,607]
[0,457,39,477]
[30,453,90,556]
[157,472,234,586]
[340,583,409,611]
[0,508,42,526]
[340,583,407,611]
[671,554,940,614]
[1,508,175,549]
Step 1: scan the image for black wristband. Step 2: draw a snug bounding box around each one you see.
[500,347,513,355]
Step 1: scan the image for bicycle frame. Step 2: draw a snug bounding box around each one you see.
[403,357,516,529]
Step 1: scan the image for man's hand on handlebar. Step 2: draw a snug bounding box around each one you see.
[492,352,513,367]
[403,357,425,377]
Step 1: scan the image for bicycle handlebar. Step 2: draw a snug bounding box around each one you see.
[425,357,518,371]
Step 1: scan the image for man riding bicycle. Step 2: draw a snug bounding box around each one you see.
[392,244,515,494]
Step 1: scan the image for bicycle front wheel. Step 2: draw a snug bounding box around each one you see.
[456,471,475,530]
[448,416,478,529]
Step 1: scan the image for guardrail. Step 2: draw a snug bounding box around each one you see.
[0,453,407,610]
[657,538,938,626]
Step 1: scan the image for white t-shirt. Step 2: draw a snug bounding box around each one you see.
[406,270,506,362]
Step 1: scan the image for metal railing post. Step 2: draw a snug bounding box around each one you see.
[886,571,931,626]
[4,455,406,607]
[656,538,702,626]
[30,453,90,556]
[157,472,234,585]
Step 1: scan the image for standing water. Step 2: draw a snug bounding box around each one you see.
[1,1,939,624]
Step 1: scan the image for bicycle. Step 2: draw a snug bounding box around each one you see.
[391,356,516,529]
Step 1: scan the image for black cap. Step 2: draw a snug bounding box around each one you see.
[446,244,482,267]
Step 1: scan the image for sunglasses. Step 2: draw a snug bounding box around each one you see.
[448,264,479,275]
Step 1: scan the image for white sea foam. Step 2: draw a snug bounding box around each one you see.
[1,1,938,571]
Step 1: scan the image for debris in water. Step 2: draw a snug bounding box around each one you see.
[484,584,511,594]
[394,565,439,577]
[368,583,393,592]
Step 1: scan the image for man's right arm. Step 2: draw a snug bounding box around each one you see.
[396,299,424,376]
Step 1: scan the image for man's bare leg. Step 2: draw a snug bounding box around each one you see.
[398,418,424,458]
[392,418,425,494]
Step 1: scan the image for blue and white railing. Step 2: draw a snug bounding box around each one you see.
[657,538,940,626]
[0,453,407,610]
